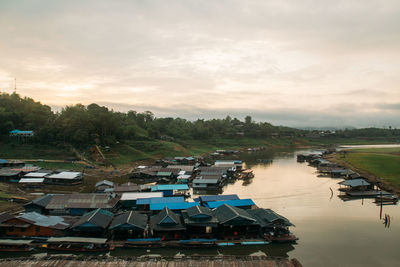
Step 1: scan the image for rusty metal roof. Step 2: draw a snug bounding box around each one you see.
[46,194,118,210]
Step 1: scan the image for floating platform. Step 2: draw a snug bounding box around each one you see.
[346,190,392,198]
[0,255,303,267]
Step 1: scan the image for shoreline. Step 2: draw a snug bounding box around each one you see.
[326,153,400,195]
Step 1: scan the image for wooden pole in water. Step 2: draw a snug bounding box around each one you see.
[379,191,383,220]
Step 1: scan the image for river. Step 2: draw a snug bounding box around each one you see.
[9,146,400,266]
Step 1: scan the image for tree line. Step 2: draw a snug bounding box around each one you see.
[1,92,398,147]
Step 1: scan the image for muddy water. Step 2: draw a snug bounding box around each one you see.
[220,149,400,267]
[10,147,400,266]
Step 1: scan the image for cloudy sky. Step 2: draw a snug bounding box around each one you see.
[0,0,399,128]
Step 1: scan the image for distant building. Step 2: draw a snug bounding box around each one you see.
[9,129,34,137]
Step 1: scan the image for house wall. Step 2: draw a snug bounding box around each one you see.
[2,218,62,237]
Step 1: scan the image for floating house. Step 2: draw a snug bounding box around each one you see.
[95,180,114,193]
[109,211,148,239]
[151,184,189,197]
[45,171,83,185]
[0,169,22,182]
[166,165,195,174]
[195,194,240,204]
[24,194,55,214]
[0,212,70,237]
[149,207,186,240]
[120,192,163,209]
[338,178,374,192]
[45,193,119,215]
[71,209,113,237]
[182,206,219,238]
[136,197,185,211]
[149,202,199,213]
[18,178,45,188]
[247,208,296,242]
[192,177,222,190]
[205,199,255,209]
[212,204,260,239]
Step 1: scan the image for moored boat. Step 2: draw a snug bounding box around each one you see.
[43,237,112,252]
[0,239,34,252]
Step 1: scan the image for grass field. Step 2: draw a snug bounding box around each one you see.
[0,143,75,160]
[336,147,400,186]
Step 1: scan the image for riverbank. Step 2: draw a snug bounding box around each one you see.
[327,147,400,195]
[0,255,302,267]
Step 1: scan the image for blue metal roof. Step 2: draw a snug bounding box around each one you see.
[199,194,239,202]
[136,196,185,205]
[9,129,33,134]
[151,184,189,191]
[206,199,255,209]
[150,202,199,211]
[0,159,7,164]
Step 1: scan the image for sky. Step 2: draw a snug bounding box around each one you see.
[0,0,399,128]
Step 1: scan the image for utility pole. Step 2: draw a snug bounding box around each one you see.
[14,78,17,93]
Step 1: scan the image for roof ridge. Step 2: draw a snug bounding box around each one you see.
[127,210,133,223]
[87,209,99,222]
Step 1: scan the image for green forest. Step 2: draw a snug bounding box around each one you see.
[1,92,399,149]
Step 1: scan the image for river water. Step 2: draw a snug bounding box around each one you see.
[8,146,400,266]
[220,148,400,267]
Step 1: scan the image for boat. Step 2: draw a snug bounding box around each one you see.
[43,237,112,252]
[375,194,398,204]
[239,169,254,179]
[179,238,217,247]
[124,238,164,248]
[0,239,34,252]
[264,233,298,243]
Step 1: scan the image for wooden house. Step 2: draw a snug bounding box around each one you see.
[212,204,260,239]
[45,193,119,216]
[71,209,113,237]
[182,206,219,238]
[0,212,69,237]
[24,194,54,214]
[149,207,186,240]
[109,211,148,240]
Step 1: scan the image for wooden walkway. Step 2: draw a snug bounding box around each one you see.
[0,256,302,267]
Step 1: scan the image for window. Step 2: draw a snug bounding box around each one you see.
[205,226,212,234]
[36,226,40,233]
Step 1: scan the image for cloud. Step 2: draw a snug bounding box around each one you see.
[0,0,399,127]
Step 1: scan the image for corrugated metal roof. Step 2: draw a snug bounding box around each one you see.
[136,196,185,205]
[47,172,82,180]
[46,237,107,244]
[0,239,33,245]
[72,209,113,229]
[338,178,370,187]
[109,211,147,230]
[192,178,219,184]
[206,199,255,209]
[212,204,257,225]
[247,208,294,227]
[150,207,185,231]
[19,178,44,183]
[150,202,199,211]
[18,212,69,229]
[95,180,114,187]
[120,192,163,201]
[151,184,189,191]
[199,194,239,202]
[46,194,118,209]
[24,172,50,178]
